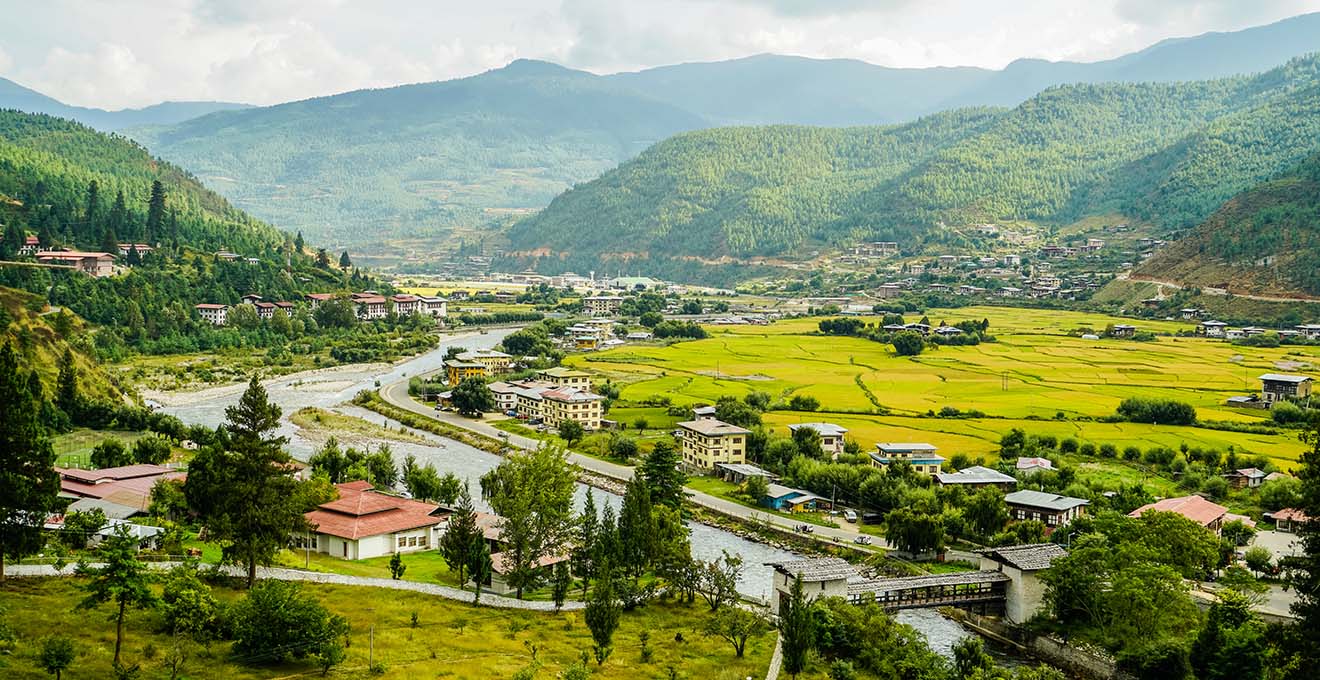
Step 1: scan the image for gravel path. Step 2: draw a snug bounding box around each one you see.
[5,563,584,612]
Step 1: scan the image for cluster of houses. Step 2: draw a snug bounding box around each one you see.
[439,364,607,432]
[1226,373,1314,408]
[6,238,251,279]
[1198,319,1320,343]
[195,291,448,325]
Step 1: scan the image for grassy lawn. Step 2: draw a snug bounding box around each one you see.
[289,407,429,445]
[683,475,836,528]
[274,549,459,586]
[609,406,683,432]
[51,429,146,468]
[565,306,1313,466]
[0,577,774,680]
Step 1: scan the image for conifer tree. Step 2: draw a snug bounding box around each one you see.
[83,180,100,240]
[440,485,483,588]
[0,341,61,579]
[145,180,166,243]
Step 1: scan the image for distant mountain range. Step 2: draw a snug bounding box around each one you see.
[508,55,1320,282]
[4,12,1320,256]
[0,77,250,131]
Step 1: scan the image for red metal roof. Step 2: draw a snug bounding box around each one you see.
[1129,495,1226,527]
[305,482,445,540]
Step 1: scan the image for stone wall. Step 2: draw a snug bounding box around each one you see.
[948,610,1134,680]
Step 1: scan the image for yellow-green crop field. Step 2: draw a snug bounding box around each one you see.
[570,306,1317,467]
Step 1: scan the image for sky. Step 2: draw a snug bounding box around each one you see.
[2,0,1319,109]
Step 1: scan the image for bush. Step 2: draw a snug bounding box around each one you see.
[1270,400,1310,425]
[891,331,925,357]
[1122,446,1142,461]
[230,581,348,665]
[788,395,820,411]
[1098,443,1117,459]
[1078,442,1096,457]
[1116,397,1196,425]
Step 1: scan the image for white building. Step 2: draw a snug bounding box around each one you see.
[300,481,448,560]
[194,303,228,325]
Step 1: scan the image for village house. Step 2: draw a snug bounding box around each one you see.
[537,386,605,430]
[1109,324,1137,338]
[14,234,40,255]
[1004,490,1088,532]
[567,323,607,350]
[626,331,653,341]
[118,243,154,258]
[537,366,592,389]
[875,283,903,299]
[1198,320,1228,337]
[936,466,1017,490]
[300,481,448,560]
[194,303,228,325]
[677,418,750,470]
[762,483,828,513]
[486,552,571,595]
[1269,508,1308,533]
[788,423,848,458]
[390,294,421,315]
[253,301,278,319]
[1297,324,1320,340]
[583,296,624,317]
[1259,373,1313,403]
[869,443,945,476]
[305,293,336,309]
[458,349,513,374]
[56,464,184,514]
[444,359,488,385]
[1223,467,1268,489]
[419,295,448,317]
[351,292,389,320]
[35,250,115,277]
[1129,494,1228,533]
[1015,457,1054,476]
[692,405,718,420]
[714,462,776,485]
[487,381,524,413]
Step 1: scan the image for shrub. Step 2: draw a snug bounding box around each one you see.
[1098,443,1117,459]
[1116,397,1196,425]
[1059,438,1079,453]
[1078,442,1097,457]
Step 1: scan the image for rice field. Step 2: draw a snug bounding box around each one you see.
[571,306,1317,466]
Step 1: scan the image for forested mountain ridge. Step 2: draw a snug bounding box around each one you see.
[1134,152,1320,297]
[130,60,708,245]
[506,55,1320,274]
[0,77,249,131]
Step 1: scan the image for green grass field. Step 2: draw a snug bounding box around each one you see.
[568,306,1315,466]
[51,429,146,468]
[0,578,775,680]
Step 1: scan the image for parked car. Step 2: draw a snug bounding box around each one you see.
[795,524,815,534]
[853,536,872,545]
[844,509,857,523]
[862,512,883,524]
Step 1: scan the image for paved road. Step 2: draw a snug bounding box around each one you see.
[377,376,901,555]
[6,563,582,611]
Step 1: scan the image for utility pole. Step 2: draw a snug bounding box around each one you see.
[369,624,375,668]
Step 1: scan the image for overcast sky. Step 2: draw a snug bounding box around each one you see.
[3,0,1319,109]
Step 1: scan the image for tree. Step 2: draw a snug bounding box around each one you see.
[551,561,571,611]
[99,225,118,256]
[0,342,61,580]
[573,490,599,597]
[230,580,347,665]
[703,606,769,658]
[1190,590,1267,680]
[145,181,166,243]
[91,438,132,469]
[39,636,75,680]
[1243,546,1273,576]
[56,347,79,417]
[788,395,820,412]
[294,231,305,253]
[608,433,638,460]
[480,445,578,598]
[639,311,663,327]
[77,523,159,667]
[451,377,495,416]
[885,507,944,557]
[313,297,356,329]
[641,440,686,508]
[315,248,331,268]
[779,576,814,679]
[891,330,925,356]
[469,539,492,604]
[632,416,649,432]
[338,251,352,269]
[160,562,218,642]
[697,551,743,612]
[585,565,621,665]
[61,508,107,549]
[744,474,770,500]
[617,477,656,577]
[184,376,310,587]
[558,419,585,447]
[791,425,823,457]
[965,487,1009,537]
[952,637,994,679]
[440,485,483,588]
[131,434,172,465]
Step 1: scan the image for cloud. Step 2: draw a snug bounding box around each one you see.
[720,0,912,17]
[1113,0,1316,27]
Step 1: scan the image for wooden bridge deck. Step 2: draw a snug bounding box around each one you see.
[847,569,1010,611]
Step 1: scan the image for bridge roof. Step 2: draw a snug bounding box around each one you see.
[980,543,1068,571]
[766,557,856,583]
[847,570,1010,596]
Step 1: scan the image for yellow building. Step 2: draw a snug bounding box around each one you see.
[445,359,488,385]
[678,418,750,470]
[458,350,513,374]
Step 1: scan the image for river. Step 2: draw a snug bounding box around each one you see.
[152,329,994,657]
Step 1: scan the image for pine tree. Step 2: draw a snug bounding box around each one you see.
[779,576,815,679]
[184,376,309,586]
[145,180,166,243]
[574,489,599,596]
[83,180,100,241]
[617,477,656,577]
[294,232,305,254]
[440,485,482,588]
[0,341,61,579]
[640,440,686,508]
[316,249,330,268]
[99,225,118,256]
[0,221,23,259]
[108,190,131,242]
[168,207,179,247]
[584,563,620,665]
[338,251,352,269]
[1283,417,1320,678]
[126,245,141,266]
[77,524,158,666]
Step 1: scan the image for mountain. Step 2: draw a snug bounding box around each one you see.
[130,60,708,245]
[506,56,1320,279]
[0,285,122,405]
[126,13,1320,252]
[1134,152,1320,298]
[0,76,249,131]
[608,12,1320,126]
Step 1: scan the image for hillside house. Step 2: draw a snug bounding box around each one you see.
[1260,373,1312,403]
[118,243,154,258]
[1004,490,1088,532]
[301,481,447,560]
[1223,467,1267,489]
[35,251,115,277]
[351,293,388,319]
[936,466,1017,491]
[419,296,448,317]
[305,293,336,309]
[16,234,40,255]
[1129,494,1227,533]
[195,303,228,325]
[1198,320,1228,337]
[390,294,421,315]
[870,443,944,476]
[677,418,750,470]
[788,422,848,457]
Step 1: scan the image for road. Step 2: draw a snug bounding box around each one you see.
[1121,273,1320,304]
[377,376,913,556]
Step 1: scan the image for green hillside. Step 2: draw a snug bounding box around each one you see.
[131,60,707,246]
[507,56,1320,276]
[1134,152,1320,297]
[0,285,122,404]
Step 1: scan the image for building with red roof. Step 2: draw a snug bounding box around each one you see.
[1129,494,1228,533]
[56,464,184,513]
[302,481,449,560]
